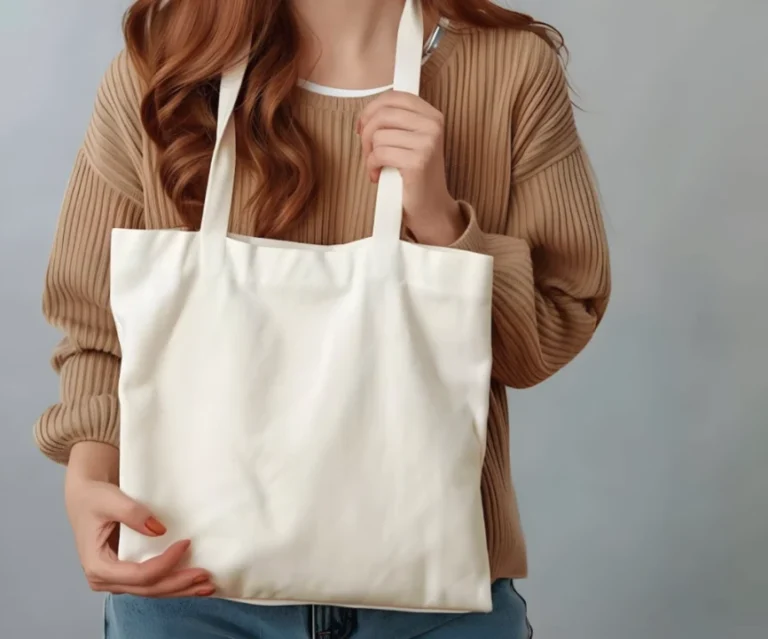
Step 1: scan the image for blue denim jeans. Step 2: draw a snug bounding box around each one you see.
[104,579,532,639]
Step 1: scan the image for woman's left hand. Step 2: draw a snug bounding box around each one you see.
[358,91,466,246]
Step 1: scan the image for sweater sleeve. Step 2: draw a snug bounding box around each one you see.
[451,37,610,389]
[35,51,145,463]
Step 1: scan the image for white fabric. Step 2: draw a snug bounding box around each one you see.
[113,0,494,613]
[298,79,390,97]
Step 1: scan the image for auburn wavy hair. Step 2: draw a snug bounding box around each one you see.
[124,0,564,238]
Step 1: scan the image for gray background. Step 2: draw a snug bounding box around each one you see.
[1,0,766,637]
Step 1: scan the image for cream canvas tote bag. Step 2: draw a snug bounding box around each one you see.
[113,0,494,613]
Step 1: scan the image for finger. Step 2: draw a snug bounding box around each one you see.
[364,129,430,161]
[366,146,417,182]
[155,582,216,599]
[359,91,441,127]
[89,539,192,588]
[361,109,442,157]
[107,569,215,598]
[361,106,437,137]
[92,483,166,537]
[361,109,440,153]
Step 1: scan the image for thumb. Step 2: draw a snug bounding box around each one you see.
[95,483,167,537]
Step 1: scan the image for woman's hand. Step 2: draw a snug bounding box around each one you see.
[358,91,466,246]
[65,442,214,598]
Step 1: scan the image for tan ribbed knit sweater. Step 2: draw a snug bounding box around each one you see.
[37,27,610,581]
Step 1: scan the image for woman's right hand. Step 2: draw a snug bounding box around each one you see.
[65,442,215,598]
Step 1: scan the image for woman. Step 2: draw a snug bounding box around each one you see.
[37,0,610,636]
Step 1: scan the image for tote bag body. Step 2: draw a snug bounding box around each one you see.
[113,0,495,612]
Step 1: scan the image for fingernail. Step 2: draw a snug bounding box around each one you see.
[145,517,167,536]
[196,586,216,597]
[193,574,209,585]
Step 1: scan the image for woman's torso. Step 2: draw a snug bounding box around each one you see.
[81,24,582,581]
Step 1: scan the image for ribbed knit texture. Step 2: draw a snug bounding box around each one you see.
[37,27,610,581]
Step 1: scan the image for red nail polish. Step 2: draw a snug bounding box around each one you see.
[145,517,167,536]
[196,586,216,597]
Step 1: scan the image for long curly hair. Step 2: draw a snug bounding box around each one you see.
[124,0,564,237]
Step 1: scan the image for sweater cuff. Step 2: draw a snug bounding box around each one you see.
[35,350,121,465]
[35,396,120,465]
[449,201,487,254]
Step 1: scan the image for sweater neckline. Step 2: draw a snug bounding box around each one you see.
[295,28,461,112]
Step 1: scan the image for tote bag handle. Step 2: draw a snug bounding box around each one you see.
[370,0,424,243]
